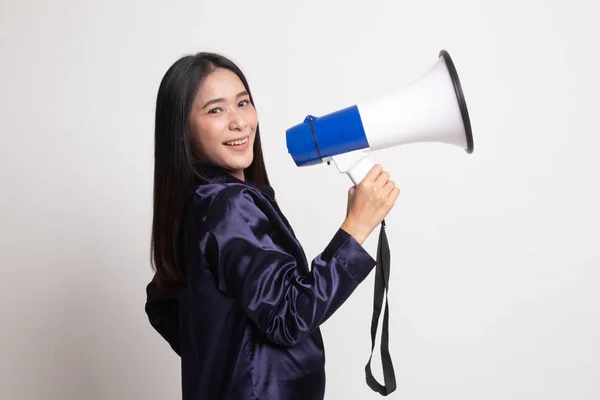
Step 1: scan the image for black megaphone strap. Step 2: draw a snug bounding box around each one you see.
[365,219,397,396]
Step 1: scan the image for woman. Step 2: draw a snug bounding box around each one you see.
[145,52,400,400]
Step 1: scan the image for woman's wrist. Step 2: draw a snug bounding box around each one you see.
[340,218,369,245]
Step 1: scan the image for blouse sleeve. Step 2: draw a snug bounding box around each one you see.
[145,274,181,356]
[197,185,376,347]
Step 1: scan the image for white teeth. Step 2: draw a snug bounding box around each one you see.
[225,137,249,146]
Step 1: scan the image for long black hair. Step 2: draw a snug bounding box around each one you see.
[150,52,272,290]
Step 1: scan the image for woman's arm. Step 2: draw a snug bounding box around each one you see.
[145,274,181,356]
[196,185,377,347]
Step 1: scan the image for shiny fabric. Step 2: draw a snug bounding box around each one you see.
[145,162,376,400]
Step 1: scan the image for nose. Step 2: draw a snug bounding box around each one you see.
[228,109,248,131]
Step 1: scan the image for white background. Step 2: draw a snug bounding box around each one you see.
[1,0,599,399]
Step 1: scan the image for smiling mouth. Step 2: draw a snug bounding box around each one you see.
[224,136,250,146]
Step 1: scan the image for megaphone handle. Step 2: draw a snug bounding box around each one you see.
[331,150,375,186]
[348,156,375,186]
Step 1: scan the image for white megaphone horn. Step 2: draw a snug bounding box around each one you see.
[285,49,474,185]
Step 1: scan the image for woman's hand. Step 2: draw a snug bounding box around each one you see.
[341,164,400,244]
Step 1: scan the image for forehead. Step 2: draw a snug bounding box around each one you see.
[196,68,245,100]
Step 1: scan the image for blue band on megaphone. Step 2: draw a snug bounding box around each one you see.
[286,105,370,166]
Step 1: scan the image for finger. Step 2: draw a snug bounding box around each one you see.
[383,179,395,195]
[363,164,383,183]
[389,187,401,202]
[374,170,390,187]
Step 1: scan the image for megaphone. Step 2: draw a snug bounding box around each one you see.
[286,49,474,185]
[285,49,475,397]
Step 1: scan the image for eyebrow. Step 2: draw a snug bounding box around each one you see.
[200,91,249,110]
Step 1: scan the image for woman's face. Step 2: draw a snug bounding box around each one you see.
[189,68,257,181]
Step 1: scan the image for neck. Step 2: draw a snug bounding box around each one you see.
[229,169,245,182]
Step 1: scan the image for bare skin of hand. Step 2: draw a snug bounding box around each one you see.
[340,164,400,245]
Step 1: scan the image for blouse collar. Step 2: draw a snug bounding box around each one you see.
[192,161,276,200]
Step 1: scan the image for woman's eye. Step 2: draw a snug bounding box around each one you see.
[239,100,250,107]
[208,108,222,114]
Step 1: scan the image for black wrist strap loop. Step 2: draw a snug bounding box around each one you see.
[365,219,397,396]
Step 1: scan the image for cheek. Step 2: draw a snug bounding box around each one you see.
[190,118,227,152]
[245,108,259,130]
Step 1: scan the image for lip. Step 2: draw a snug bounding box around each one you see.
[224,139,250,151]
[223,135,250,144]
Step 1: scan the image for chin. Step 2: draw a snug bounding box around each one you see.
[227,154,254,171]
[239,158,254,171]
[219,140,254,171]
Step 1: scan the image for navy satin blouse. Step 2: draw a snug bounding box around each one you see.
[145,162,377,399]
